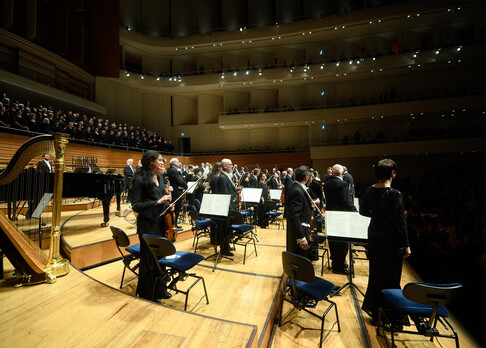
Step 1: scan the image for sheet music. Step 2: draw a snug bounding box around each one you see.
[186,181,198,194]
[241,188,263,203]
[269,189,282,200]
[325,211,370,241]
[199,194,231,217]
[354,197,360,211]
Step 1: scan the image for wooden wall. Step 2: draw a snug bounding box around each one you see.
[0,133,311,173]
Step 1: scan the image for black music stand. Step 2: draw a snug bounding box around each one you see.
[325,211,370,297]
[198,194,231,271]
[32,193,53,248]
[240,188,262,240]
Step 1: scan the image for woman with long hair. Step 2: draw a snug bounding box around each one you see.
[209,161,222,193]
[130,150,173,302]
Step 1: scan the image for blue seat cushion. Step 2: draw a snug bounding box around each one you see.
[265,211,282,217]
[286,277,336,301]
[125,243,141,257]
[381,289,450,317]
[231,224,254,233]
[158,251,205,271]
[314,235,326,244]
[195,219,215,228]
[241,210,254,216]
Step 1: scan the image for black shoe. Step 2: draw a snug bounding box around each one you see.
[332,268,349,275]
[222,250,234,256]
[156,289,172,300]
[177,226,183,231]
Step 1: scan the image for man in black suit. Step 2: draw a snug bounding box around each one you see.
[166,158,188,231]
[268,172,279,189]
[123,158,135,203]
[216,158,239,256]
[282,169,293,217]
[285,166,313,257]
[217,158,238,210]
[324,164,357,274]
[36,153,52,173]
[324,166,333,183]
[342,165,356,197]
[248,168,259,188]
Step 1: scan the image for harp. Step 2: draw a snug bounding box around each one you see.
[0,133,69,284]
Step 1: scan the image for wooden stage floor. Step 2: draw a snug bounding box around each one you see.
[0,202,480,347]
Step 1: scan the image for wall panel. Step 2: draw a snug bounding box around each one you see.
[173,95,197,125]
[198,93,223,124]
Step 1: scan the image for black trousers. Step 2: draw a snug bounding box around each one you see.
[329,240,349,270]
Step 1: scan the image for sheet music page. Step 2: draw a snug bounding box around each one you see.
[241,188,263,203]
[325,211,370,241]
[200,194,231,217]
[354,197,360,211]
[269,189,282,200]
[186,181,198,194]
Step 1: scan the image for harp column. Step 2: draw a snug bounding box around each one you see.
[44,133,70,281]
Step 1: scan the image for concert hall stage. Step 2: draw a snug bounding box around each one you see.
[0,201,479,347]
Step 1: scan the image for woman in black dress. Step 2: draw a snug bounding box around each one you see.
[256,173,269,228]
[209,162,222,193]
[360,158,411,327]
[130,150,173,302]
[240,172,251,188]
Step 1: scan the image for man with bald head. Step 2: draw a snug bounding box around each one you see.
[324,164,357,274]
[216,158,239,256]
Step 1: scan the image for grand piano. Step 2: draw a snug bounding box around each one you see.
[0,169,123,227]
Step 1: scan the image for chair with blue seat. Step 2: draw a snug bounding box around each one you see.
[265,210,283,229]
[378,282,463,348]
[227,210,258,265]
[188,205,216,253]
[279,251,341,347]
[110,226,140,290]
[194,198,201,213]
[142,234,209,311]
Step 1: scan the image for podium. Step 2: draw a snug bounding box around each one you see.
[325,211,370,297]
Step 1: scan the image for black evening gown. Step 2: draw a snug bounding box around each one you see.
[359,186,409,322]
[130,174,168,301]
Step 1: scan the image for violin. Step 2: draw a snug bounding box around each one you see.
[164,177,178,242]
[236,180,242,211]
[309,211,316,243]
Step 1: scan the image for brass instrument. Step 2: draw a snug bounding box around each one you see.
[0,134,70,284]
